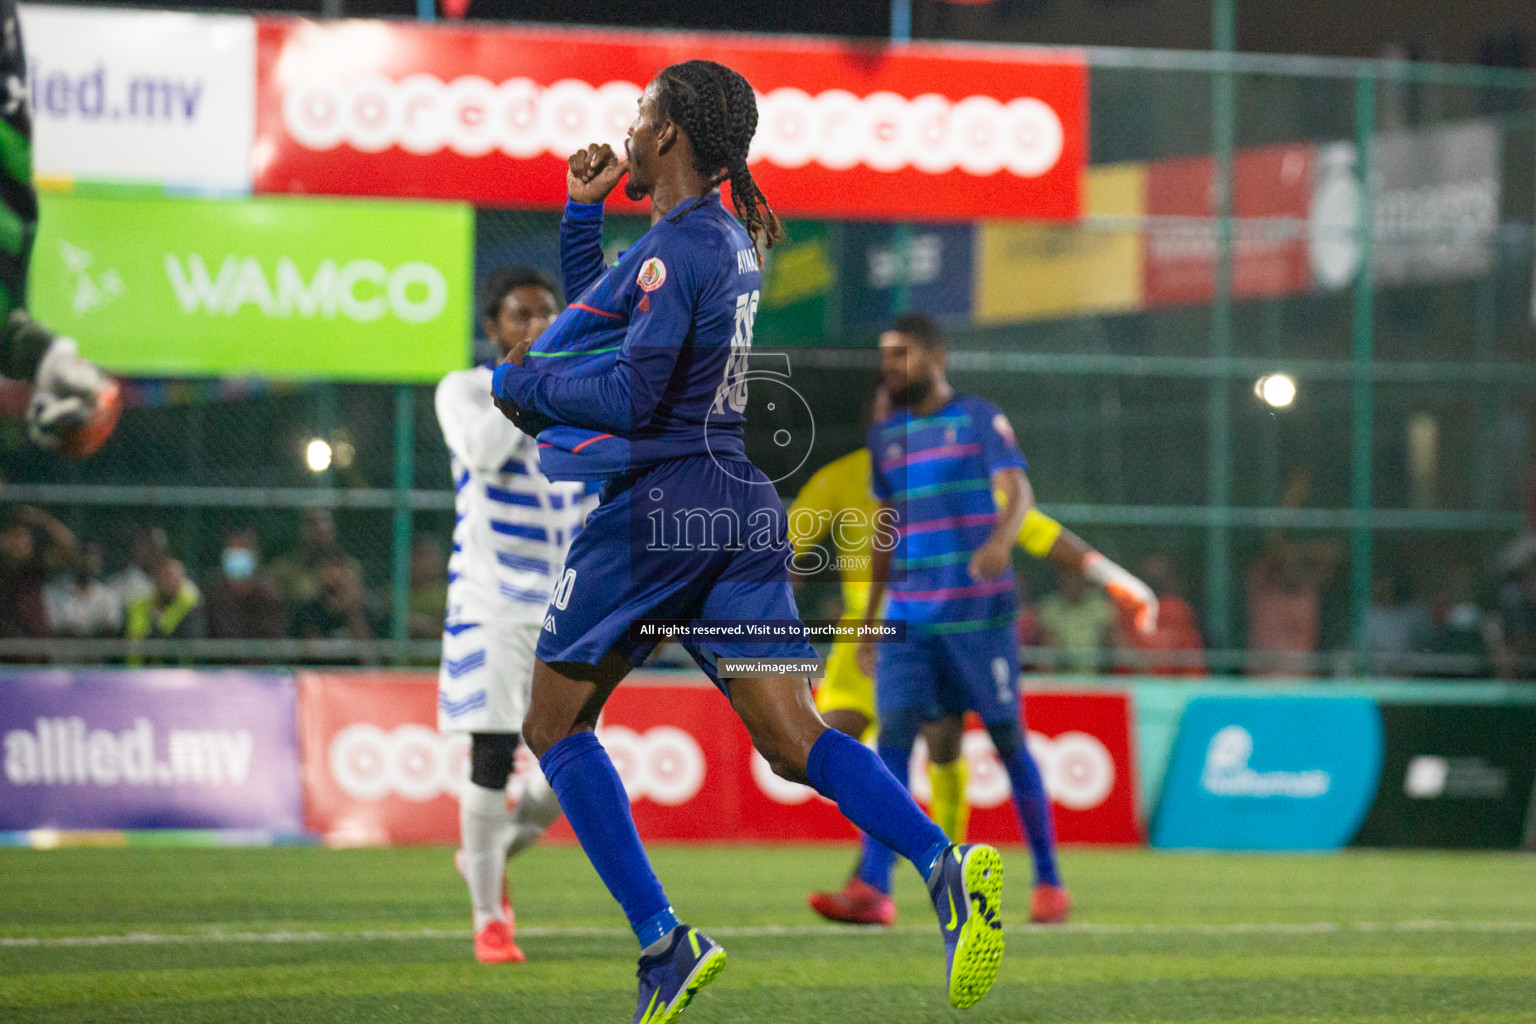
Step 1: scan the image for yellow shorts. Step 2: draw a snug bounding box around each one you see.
[815,638,876,724]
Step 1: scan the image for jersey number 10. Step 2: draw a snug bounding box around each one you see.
[711,290,760,415]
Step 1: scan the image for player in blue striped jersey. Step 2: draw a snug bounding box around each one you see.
[435,266,596,964]
[856,314,1156,926]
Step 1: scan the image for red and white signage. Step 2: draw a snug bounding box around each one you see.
[253,19,1086,220]
[1143,143,1315,307]
[298,671,467,845]
[297,671,1139,847]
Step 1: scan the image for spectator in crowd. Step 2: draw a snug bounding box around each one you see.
[1120,555,1206,676]
[407,534,449,640]
[204,529,287,640]
[1420,560,1492,677]
[1364,570,1432,674]
[125,557,204,666]
[1494,560,1536,679]
[108,526,168,609]
[1036,567,1117,673]
[1245,534,1340,677]
[43,541,122,638]
[0,506,77,653]
[294,547,386,658]
[267,509,362,608]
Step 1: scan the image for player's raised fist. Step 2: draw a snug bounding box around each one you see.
[567,143,628,204]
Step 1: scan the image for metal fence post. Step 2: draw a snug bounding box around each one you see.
[1349,74,1377,671]
[390,385,416,665]
[1204,0,1237,655]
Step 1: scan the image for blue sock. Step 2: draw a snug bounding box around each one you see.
[806,729,949,884]
[1001,746,1062,886]
[539,731,678,948]
[855,831,896,894]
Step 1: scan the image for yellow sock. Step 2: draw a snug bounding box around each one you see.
[927,758,971,842]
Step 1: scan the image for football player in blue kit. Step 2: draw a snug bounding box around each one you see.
[855,313,1157,928]
[490,61,1007,1022]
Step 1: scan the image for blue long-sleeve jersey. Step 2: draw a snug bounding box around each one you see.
[492,194,763,478]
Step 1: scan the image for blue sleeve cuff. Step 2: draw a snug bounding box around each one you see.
[563,199,606,221]
[491,362,531,403]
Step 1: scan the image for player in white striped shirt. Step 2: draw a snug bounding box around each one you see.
[435,266,597,964]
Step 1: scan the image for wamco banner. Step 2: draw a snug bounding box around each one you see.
[28,193,473,381]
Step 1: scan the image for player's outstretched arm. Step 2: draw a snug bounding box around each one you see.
[1006,478,1158,633]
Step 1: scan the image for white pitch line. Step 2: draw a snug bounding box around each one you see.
[3,920,1535,949]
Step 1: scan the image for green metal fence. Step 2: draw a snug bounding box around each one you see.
[4,45,1534,675]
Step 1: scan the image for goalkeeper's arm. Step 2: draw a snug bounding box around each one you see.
[1013,491,1159,634]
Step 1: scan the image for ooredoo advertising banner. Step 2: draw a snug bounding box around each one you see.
[298,672,1140,846]
[253,18,1086,220]
[1144,143,1314,307]
[0,670,302,832]
[18,4,255,192]
[1352,704,1536,850]
[951,690,1142,845]
[29,192,473,382]
[1151,696,1383,850]
[298,672,467,845]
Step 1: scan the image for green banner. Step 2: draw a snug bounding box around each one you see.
[29,193,473,382]
[756,219,835,346]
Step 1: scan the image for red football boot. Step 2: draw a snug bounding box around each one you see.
[472,918,526,964]
[807,878,897,926]
[1030,883,1072,924]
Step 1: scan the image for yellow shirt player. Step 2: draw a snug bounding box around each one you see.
[793,442,1156,927]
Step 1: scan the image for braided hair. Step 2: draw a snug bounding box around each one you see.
[653,60,784,257]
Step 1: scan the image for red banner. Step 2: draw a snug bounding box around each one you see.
[297,671,467,845]
[1143,143,1314,306]
[297,671,1139,847]
[253,19,1086,220]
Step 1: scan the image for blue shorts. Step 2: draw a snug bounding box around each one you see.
[875,624,1020,724]
[536,454,816,692]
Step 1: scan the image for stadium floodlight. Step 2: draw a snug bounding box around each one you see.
[1254,373,1297,409]
[305,438,333,472]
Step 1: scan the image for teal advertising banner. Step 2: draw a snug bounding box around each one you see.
[1152,696,1384,850]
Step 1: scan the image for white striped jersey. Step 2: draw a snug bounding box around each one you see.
[434,365,596,626]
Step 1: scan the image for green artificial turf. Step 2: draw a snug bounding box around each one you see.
[2,844,1534,1022]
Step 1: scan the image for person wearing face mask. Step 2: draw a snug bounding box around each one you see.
[204,530,288,643]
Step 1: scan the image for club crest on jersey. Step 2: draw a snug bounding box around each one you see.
[637,257,667,293]
[993,413,1016,444]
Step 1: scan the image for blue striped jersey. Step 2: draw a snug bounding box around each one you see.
[869,394,1027,631]
[435,364,596,625]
